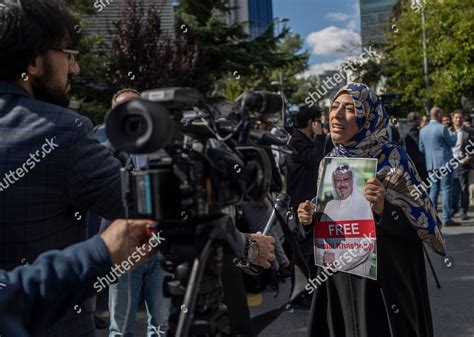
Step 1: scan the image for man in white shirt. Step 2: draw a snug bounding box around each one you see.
[452,110,472,220]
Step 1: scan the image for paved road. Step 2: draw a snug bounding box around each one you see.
[97,215,474,337]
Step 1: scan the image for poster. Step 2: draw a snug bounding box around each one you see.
[313,157,378,280]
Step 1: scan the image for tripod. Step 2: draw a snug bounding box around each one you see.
[159,214,254,337]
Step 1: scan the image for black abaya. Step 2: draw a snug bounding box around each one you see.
[308,200,434,337]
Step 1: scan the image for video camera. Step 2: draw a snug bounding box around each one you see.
[106,88,286,223]
[105,87,291,337]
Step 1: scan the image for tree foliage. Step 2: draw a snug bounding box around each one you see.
[214,31,314,104]
[382,0,474,113]
[67,0,313,123]
[66,0,113,124]
[108,0,304,97]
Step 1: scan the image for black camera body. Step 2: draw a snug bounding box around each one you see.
[106,87,282,223]
[128,145,273,222]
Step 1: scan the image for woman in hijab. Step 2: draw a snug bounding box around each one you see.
[298,83,445,337]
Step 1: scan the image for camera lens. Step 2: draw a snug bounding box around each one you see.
[124,115,147,137]
[105,98,174,154]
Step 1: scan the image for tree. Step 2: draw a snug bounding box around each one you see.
[108,0,302,97]
[214,31,314,104]
[66,0,114,124]
[382,0,474,113]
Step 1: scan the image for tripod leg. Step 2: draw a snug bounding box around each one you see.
[176,239,214,337]
[423,245,441,289]
[222,254,255,336]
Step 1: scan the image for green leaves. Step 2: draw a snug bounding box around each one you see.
[383,0,474,113]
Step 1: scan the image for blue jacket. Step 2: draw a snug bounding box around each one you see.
[419,120,457,171]
[0,235,112,337]
[0,81,124,336]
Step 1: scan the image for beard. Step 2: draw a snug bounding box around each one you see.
[337,188,351,200]
[30,57,71,108]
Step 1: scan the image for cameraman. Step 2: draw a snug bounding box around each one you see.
[0,1,126,336]
[0,219,156,337]
[103,90,277,335]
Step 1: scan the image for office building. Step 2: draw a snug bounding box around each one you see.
[85,0,175,46]
[227,0,273,39]
[359,0,397,47]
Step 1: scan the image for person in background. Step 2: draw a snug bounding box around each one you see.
[285,104,326,308]
[323,121,334,155]
[386,117,400,143]
[451,110,474,220]
[100,89,171,337]
[442,115,452,128]
[463,114,472,127]
[399,111,428,182]
[420,114,429,128]
[419,107,459,226]
[286,105,326,213]
[94,89,141,144]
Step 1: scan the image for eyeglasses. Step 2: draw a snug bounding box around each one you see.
[50,48,79,67]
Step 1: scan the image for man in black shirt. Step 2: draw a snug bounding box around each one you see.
[286,105,326,212]
[286,105,326,291]
[399,112,428,182]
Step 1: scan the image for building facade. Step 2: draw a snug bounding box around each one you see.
[85,0,175,46]
[359,0,397,47]
[227,0,273,39]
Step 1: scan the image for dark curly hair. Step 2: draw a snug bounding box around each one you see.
[0,0,80,81]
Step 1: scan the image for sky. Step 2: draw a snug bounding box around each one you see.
[273,0,361,77]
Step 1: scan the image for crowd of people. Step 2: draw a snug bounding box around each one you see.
[0,1,470,337]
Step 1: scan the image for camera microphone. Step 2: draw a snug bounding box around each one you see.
[262,193,291,236]
[249,130,287,147]
[242,91,283,115]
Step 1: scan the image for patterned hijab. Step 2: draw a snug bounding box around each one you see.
[327,83,446,255]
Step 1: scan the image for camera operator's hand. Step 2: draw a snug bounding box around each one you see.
[100,219,156,267]
[298,200,314,225]
[249,232,275,269]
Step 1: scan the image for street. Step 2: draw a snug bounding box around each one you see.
[96,213,474,337]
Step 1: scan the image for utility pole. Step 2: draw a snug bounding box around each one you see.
[415,0,430,114]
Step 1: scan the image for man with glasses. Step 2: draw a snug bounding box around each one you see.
[0,1,124,336]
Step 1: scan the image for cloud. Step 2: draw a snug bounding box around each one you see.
[299,58,347,78]
[326,12,350,21]
[305,26,361,56]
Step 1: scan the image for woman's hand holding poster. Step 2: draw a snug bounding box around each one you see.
[313,157,378,280]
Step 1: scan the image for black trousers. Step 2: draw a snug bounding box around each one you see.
[458,166,471,213]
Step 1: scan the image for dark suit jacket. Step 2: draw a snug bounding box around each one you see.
[0,81,124,336]
[456,125,474,170]
[286,130,325,210]
[399,122,428,181]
